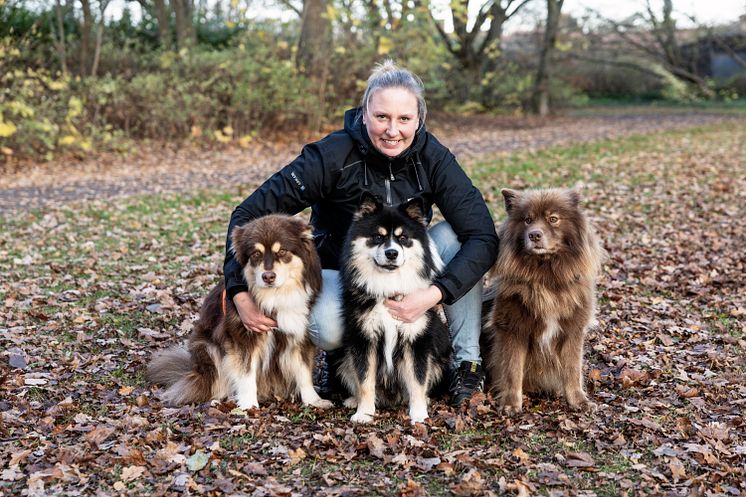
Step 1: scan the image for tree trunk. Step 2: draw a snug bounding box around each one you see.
[153,0,172,48]
[297,0,332,128]
[53,0,68,75]
[80,0,93,74]
[532,0,564,116]
[90,0,110,77]
[172,0,194,49]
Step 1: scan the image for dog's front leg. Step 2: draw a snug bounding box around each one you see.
[230,349,261,410]
[351,347,377,424]
[497,334,527,414]
[558,322,594,411]
[400,348,429,424]
[281,343,333,409]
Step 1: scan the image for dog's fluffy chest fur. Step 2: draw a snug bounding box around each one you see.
[253,285,314,339]
[358,298,429,372]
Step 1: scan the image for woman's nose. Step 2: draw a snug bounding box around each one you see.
[386,122,398,135]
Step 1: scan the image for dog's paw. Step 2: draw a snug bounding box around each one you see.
[308,398,334,409]
[350,411,374,424]
[499,403,523,415]
[237,397,259,410]
[566,391,594,412]
[408,406,429,425]
[409,414,428,425]
[569,398,597,413]
[343,396,358,409]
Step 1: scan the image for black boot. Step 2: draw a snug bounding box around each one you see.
[449,361,484,406]
[316,349,347,402]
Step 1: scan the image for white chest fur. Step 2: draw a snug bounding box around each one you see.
[253,286,312,340]
[359,301,429,373]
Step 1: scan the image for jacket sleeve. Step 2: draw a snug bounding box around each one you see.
[429,149,499,305]
[223,143,329,299]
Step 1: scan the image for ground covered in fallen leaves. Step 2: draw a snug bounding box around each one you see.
[1,117,745,496]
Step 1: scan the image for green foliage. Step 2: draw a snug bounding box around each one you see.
[3,0,744,161]
[0,23,319,159]
[89,41,315,140]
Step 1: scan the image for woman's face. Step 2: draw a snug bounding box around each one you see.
[363,87,419,158]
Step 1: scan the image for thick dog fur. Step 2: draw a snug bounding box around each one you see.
[148,214,332,410]
[484,188,604,414]
[337,194,451,425]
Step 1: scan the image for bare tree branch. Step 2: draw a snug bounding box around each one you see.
[275,0,302,17]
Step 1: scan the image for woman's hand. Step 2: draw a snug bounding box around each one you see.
[232,291,277,333]
[384,285,443,323]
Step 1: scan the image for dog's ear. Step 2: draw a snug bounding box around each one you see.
[303,223,315,241]
[501,189,520,213]
[231,223,254,266]
[355,192,383,219]
[566,189,581,208]
[401,197,426,225]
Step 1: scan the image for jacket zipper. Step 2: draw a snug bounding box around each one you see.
[385,161,395,205]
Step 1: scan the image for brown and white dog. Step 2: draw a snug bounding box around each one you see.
[484,189,604,413]
[148,214,332,410]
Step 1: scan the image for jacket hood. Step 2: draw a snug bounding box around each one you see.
[343,107,427,171]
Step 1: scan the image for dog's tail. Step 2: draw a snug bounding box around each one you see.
[147,343,222,405]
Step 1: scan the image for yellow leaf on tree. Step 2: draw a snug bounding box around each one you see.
[48,80,67,91]
[0,120,16,138]
[222,126,234,136]
[59,135,77,146]
[67,96,83,119]
[377,36,393,55]
[326,4,338,21]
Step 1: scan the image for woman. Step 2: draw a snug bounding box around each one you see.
[223,60,499,406]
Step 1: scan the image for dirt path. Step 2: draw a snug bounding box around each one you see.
[1,110,742,213]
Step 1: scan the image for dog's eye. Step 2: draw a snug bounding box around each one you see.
[277,248,288,257]
[250,251,262,261]
[398,235,408,243]
[548,215,559,224]
[373,235,384,243]
[524,216,533,225]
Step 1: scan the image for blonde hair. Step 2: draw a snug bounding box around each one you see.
[360,59,427,126]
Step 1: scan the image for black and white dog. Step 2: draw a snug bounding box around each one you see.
[338,194,451,424]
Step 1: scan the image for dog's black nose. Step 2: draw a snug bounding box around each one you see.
[262,271,276,284]
[385,248,398,260]
[528,230,543,242]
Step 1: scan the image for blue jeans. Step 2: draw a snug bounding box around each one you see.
[308,221,482,368]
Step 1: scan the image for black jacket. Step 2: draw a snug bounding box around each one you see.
[224,108,499,305]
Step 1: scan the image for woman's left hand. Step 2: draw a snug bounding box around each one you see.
[384,285,443,323]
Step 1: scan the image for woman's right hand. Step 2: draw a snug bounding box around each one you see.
[232,291,277,333]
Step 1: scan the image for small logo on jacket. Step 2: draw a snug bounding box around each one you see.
[290,172,306,192]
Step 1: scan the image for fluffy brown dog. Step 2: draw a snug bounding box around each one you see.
[148,214,332,410]
[484,188,604,413]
